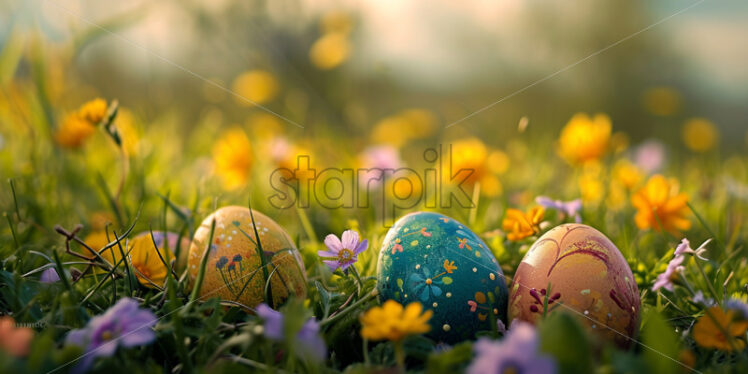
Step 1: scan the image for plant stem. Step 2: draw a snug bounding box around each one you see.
[394,340,405,373]
[296,206,318,244]
[694,258,721,306]
[320,288,378,328]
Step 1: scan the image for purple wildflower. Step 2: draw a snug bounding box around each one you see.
[691,291,715,307]
[318,230,368,272]
[634,140,665,173]
[536,196,582,223]
[65,298,157,373]
[256,303,327,361]
[726,299,748,320]
[653,238,711,293]
[674,238,710,261]
[467,321,556,374]
[652,254,685,292]
[40,267,60,283]
[256,304,284,341]
[296,319,327,361]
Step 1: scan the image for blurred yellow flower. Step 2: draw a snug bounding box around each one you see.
[371,109,436,147]
[502,206,544,241]
[449,137,505,197]
[682,118,718,152]
[693,306,748,351]
[642,87,681,116]
[115,108,140,156]
[321,11,353,35]
[54,113,96,149]
[213,128,253,190]
[612,159,643,191]
[360,300,432,342]
[632,174,691,234]
[558,113,611,165]
[309,32,351,70]
[248,112,283,140]
[388,176,423,200]
[232,70,278,105]
[78,98,108,125]
[579,173,604,204]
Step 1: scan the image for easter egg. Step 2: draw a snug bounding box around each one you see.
[508,223,640,347]
[128,231,191,287]
[187,206,307,309]
[376,212,508,344]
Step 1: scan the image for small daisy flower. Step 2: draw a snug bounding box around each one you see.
[318,230,368,272]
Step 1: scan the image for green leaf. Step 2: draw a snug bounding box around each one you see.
[442,277,453,285]
[642,309,680,374]
[538,311,593,374]
[315,281,332,318]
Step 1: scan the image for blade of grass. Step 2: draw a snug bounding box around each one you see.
[186,218,216,311]
[248,197,273,308]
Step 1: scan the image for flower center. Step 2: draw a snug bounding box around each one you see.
[101,330,113,341]
[338,248,354,263]
[425,278,432,285]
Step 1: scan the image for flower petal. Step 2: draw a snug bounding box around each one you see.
[341,230,359,250]
[323,234,343,252]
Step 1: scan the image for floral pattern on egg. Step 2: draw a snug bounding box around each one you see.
[187,206,307,309]
[509,223,640,347]
[377,212,508,344]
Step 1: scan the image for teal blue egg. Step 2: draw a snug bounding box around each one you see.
[376,212,508,344]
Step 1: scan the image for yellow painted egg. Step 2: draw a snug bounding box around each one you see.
[187,206,307,309]
[508,224,640,347]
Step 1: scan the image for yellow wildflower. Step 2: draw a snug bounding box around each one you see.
[128,234,172,288]
[642,87,681,116]
[360,300,432,342]
[54,113,96,149]
[213,128,253,190]
[114,108,140,156]
[502,206,545,241]
[578,163,604,203]
[632,174,691,234]
[682,118,718,152]
[370,109,436,147]
[78,98,108,125]
[612,159,643,191]
[558,113,611,165]
[447,138,505,197]
[232,70,278,105]
[693,306,748,351]
[309,32,350,70]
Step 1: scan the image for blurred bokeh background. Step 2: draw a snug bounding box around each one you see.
[0,0,746,235]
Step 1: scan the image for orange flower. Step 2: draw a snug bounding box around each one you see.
[502,206,545,241]
[0,316,34,357]
[632,175,691,234]
[693,306,748,351]
[54,113,96,149]
[443,260,457,274]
